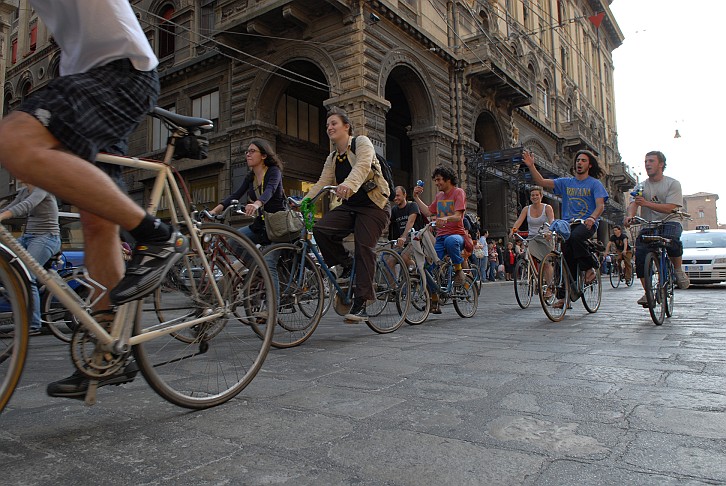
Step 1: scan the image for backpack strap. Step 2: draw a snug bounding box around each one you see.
[348,136,376,182]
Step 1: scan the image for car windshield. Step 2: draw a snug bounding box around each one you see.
[681,232,726,249]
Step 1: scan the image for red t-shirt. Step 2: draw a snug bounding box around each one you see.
[428,186,467,237]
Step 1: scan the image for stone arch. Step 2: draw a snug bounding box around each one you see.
[522,137,551,162]
[542,67,554,87]
[47,53,61,80]
[525,56,540,79]
[245,45,339,124]
[470,104,504,151]
[378,48,439,129]
[3,82,14,116]
[16,70,33,100]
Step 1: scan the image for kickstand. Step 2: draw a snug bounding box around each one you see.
[84,379,99,406]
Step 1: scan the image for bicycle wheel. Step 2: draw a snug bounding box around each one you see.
[135,224,275,409]
[405,274,430,325]
[581,268,602,313]
[539,252,569,322]
[262,243,323,348]
[365,248,410,334]
[665,259,676,318]
[609,263,620,288]
[465,265,481,293]
[436,262,450,306]
[0,254,31,413]
[643,251,665,326]
[320,269,334,316]
[41,272,91,343]
[452,274,478,318]
[625,258,635,287]
[514,258,534,309]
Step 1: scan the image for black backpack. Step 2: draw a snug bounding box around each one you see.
[350,137,395,201]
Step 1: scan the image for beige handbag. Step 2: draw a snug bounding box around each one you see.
[263,208,304,242]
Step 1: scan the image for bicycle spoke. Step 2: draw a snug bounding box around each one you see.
[135,224,274,409]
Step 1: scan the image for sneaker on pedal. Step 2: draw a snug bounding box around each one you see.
[46,362,138,399]
[344,297,368,322]
[336,259,354,284]
[637,294,649,307]
[110,231,188,305]
[675,268,690,289]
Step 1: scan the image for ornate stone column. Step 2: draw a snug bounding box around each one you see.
[407,127,455,202]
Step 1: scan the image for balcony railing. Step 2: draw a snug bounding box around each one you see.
[609,161,637,191]
[462,40,532,109]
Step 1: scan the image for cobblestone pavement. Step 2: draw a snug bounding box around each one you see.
[1,279,725,485]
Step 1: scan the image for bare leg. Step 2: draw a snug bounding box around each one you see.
[0,112,145,230]
[670,256,683,270]
[80,210,125,312]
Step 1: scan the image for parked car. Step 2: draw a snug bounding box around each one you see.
[681,226,726,285]
[57,211,84,268]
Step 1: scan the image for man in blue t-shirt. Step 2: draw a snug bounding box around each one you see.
[522,150,609,307]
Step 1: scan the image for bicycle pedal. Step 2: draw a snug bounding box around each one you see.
[84,379,99,406]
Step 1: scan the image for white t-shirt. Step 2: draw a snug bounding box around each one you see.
[30,0,158,75]
[640,176,683,223]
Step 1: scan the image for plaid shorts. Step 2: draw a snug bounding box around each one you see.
[17,59,159,181]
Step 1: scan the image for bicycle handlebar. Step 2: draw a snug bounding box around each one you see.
[298,186,338,232]
[195,199,242,223]
[630,208,691,227]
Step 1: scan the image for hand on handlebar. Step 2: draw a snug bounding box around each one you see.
[335,184,351,200]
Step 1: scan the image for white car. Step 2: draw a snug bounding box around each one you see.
[681,227,726,284]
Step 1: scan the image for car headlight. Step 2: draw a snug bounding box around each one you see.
[714,257,726,264]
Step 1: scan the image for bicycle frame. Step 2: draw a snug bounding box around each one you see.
[0,137,227,353]
[299,237,354,307]
[295,186,357,307]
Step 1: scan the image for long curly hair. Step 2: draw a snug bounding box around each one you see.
[574,150,602,179]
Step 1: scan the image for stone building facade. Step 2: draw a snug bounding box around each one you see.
[0,0,635,239]
[683,192,719,231]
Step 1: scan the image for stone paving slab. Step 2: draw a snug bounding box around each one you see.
[2,281,726,485]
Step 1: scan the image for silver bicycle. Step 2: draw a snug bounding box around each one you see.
[0,107,276,412]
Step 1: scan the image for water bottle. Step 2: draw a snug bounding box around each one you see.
[630,182,643,198]
[416,180,424,187]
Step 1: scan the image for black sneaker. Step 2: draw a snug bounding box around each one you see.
[110,231,188,305]
[336,260,354,284]
[344,297,368,322]
[46,362,138,399]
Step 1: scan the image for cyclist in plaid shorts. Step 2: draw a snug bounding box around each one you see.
[0,1,187,398]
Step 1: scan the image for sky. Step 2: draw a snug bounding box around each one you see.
[609,0,725,221]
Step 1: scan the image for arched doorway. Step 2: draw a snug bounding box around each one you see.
[384,65,432,191]
[255,60,330,199]
[473,112,507,236]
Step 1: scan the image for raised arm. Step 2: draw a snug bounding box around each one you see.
[412,185,432,218]
[522,151,555,191]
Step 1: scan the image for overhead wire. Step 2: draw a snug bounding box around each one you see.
[133,5,337,95]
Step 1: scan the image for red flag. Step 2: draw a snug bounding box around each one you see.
[589,12,605,29]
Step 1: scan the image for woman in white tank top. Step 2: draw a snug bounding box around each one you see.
[510,186,554,262]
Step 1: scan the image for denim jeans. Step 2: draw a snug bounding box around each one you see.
[238,225,280,301]
[434,234,464,265]
[19,233,61,330]
[488,261,498,281]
